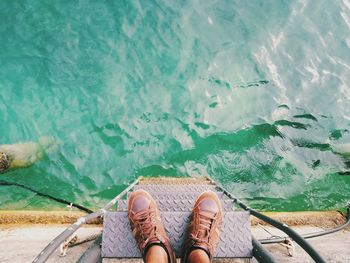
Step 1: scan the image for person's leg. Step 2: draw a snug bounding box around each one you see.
[145,245,168,263]
[181,191,223,263]
[187,249,210,263]
[128,190,176,263]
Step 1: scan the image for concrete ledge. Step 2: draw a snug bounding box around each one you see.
[0,210,101,225]
[0,210,347,229]
[251,211,346,228]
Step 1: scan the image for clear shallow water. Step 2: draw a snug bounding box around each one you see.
[0,0,350,211]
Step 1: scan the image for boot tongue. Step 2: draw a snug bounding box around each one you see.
[197,199,218,239]
[198,228,208,239]
[197,211,215,239]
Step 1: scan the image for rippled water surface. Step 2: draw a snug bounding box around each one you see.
[1,0,350,211]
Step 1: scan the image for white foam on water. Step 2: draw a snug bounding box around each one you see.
[304,60,320,83]
[340,11,350,30]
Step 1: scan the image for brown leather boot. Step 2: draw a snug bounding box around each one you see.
[181,190,223,263]
[128,189,176,263]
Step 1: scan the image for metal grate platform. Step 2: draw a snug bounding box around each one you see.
[102,211,252,258]
[101,178,253,259]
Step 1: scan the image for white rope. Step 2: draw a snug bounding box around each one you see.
[257,223,295,257]
[59,235,78,257]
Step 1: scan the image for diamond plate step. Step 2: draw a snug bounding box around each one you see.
[139,177,211,185]
[117,198,234,212]
[134,184,216,194]
[102,211,252,258]
[127,191,226,200]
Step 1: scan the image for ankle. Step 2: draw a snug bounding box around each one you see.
[187,248,210,263]
[145,244,168,263]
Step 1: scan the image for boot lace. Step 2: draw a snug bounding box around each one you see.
[133,209,159,248]
[191,211,217,243]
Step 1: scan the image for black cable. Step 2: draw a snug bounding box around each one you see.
[219,181,350,259]
[0,179,93,214]
[252,237,277,263]
[259,202,350,244]
[210,178,327,263]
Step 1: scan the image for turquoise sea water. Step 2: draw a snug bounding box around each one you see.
[0,0,350,211]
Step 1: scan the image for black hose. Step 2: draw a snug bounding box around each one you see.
[249,208,326,263]
[209,179,327,263]
[252,237,277,263]
[259,202,350,244]
[76,235,102,263]
[0,179,93,214]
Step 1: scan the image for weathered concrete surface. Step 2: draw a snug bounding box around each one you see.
[0,225,349,263]
[253,226,350,263]
[0,225,101,263]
